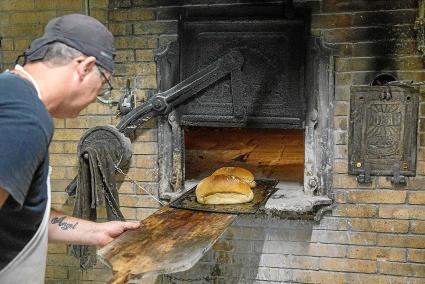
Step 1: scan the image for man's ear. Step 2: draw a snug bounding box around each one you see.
[75,56,97,80]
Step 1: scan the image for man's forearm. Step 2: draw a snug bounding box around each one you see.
[48,209,100,245]
[48,208,140,246]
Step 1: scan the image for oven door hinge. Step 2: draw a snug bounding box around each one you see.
[356,162,371,184]
[391,163,407,186]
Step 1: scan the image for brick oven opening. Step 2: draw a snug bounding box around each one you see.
[184,127,304,183]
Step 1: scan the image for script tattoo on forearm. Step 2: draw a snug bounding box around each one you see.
[51,216,79,230]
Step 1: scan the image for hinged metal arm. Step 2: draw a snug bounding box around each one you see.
[116,50,244,136]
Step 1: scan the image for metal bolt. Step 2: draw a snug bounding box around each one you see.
[168,114,175,122]
[308,177,318,189]
[356,162,362,168]
[153,100,162,109]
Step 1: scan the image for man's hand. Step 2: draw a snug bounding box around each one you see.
[93,220,141,246]
[48,209,140,246]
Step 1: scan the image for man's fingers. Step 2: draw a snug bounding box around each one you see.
[123,221,140,230]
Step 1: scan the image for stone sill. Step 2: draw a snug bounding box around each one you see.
[167,180,333,221]
[260,181,333,221]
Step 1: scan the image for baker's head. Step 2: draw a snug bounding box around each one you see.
[24,13,115,72]
[20,14,116,118]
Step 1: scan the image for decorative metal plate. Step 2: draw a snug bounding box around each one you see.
[170,179,279,214]
[348,85,419,177]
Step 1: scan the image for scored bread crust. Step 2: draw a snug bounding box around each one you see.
[196,174,254,204]
[211,167,256,188]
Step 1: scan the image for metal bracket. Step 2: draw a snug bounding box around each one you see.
[356,162,372,184]
[391,163,407,186]
[116,50,244,136]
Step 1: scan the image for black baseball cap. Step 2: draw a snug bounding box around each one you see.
[24,14,115,72]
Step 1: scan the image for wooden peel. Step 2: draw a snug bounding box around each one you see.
[98,206,236,284]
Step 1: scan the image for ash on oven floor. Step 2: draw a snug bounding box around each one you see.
[170,179,279,214]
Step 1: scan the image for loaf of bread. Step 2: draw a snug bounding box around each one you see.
[195,174,254,205]
[211,167,256,188]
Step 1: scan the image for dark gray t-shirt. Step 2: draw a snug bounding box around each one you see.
[0,72,53,269]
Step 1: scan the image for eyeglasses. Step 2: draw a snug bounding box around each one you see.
[96,64,113,98]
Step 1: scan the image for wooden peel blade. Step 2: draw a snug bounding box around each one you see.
[97,206,236,284]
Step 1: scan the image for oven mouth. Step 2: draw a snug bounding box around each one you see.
[184,126,305,184]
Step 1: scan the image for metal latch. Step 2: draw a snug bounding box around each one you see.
[391,163,407,186]
[356,162,371,184]
[116,79,135,116]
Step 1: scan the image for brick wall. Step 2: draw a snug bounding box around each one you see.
[1,0,425,283]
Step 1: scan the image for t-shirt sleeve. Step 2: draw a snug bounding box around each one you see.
[0,105,48,208]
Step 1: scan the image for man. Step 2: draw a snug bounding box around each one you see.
[0,14,140,283]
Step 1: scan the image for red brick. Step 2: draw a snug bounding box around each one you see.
[49,154,78,167]
[336,57,423,72]
[334,190,347,204]
[333,175,366,189]
[49,142,78,154]
[45,265,68,279]
[125,168,158,182]
[312,230,376,246]
[52,129,85,141]
[311,14,352,29]
[132,142,158,154]
[379,205,425,220]
[378,234,425,248]
[408,249,425,263]
[65,116,112,129]
[375,176,393,189]
[346,190,407,204]
[114,36,157,49]
[408,178,425,190]
[80,102,114,115]
[130,154,158,168]
[136,208,158,220]
[109,9,154,21]
[35,0,83,10]
[349,218,409,233]
[50,180,74,192]
[408,192,425,204]
[47,244,67,254]
[344,273,408,284]
[0,0,35,10]
[322,0,416,12]
[379,261,425,277]
[319,257,376,273]
[119,194,160,208]
[347,246,405,262]
[410,220,425,234]
[333,204,377,218]
[120,207,137,220]
[333,159,348,174]
[352,10,416,27]
[307,243,347,258]
[50,166,78,180]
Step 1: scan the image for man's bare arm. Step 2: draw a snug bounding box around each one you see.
[48,208,140,246]
[0,187,9,208]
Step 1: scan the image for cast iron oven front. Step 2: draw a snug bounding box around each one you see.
[155,4,335,219]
